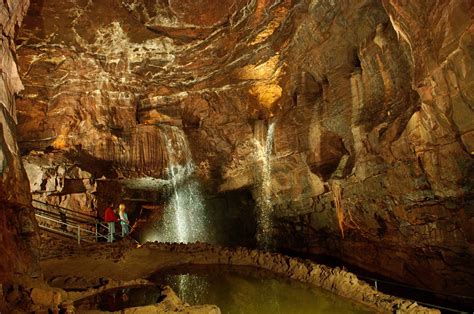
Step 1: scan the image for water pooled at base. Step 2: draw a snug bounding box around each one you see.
[151,265,373,314]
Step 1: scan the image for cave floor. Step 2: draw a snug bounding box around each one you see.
[40,233,206,281]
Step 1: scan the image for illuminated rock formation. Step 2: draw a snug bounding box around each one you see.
[11,0,474,306]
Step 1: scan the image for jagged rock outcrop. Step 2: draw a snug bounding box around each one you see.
[0,0,40,285]
[14,0,473,306]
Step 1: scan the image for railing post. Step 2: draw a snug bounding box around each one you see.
[374,279,378,291]
[95,223,98,242]
[77,226,81,245]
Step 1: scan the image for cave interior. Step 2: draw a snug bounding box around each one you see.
[0,0,473,312]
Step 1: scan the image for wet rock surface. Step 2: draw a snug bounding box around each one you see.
[11,0,474,307]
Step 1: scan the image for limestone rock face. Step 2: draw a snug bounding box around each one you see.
[275,0,474,301]
[23,152,98,216]
[14,0,474,305]
[0,0,40,283]
[15,0,292,180]
[288,0,473,302]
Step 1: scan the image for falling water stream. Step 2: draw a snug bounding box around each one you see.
[148,126,209,243]
[256,121,276,249]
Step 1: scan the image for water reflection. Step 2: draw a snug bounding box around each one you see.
[74,285,162,312]
[151,265,374,314]
[175,274,210,304]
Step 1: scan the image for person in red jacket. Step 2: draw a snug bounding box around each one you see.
[104,203,118,242]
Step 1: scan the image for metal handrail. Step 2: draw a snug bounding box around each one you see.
[361,275,474,300]
[362,275,473,313]
[33,200,134,246]
[34,207,96,225]
[35,212,109,244]
[32,200,98,221]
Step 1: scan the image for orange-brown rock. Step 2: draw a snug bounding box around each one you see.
[12,0,474,308]
[0,0,40,286]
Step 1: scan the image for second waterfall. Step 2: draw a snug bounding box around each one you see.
[155,126,210,243]
[255,121,276,249]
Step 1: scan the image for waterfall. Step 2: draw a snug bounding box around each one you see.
[149,126,209,243]
[255,121,276,249]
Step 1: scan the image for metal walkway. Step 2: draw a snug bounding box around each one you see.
[32,200,109,244]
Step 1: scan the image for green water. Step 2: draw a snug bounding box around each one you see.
[150,265,374,314]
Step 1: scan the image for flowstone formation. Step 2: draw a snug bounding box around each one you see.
[14,0,474,306]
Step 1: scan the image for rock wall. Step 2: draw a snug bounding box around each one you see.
[23,152,98,214]
[272,0,474,302]
[0,0,40,283]
[14,0,473,304]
